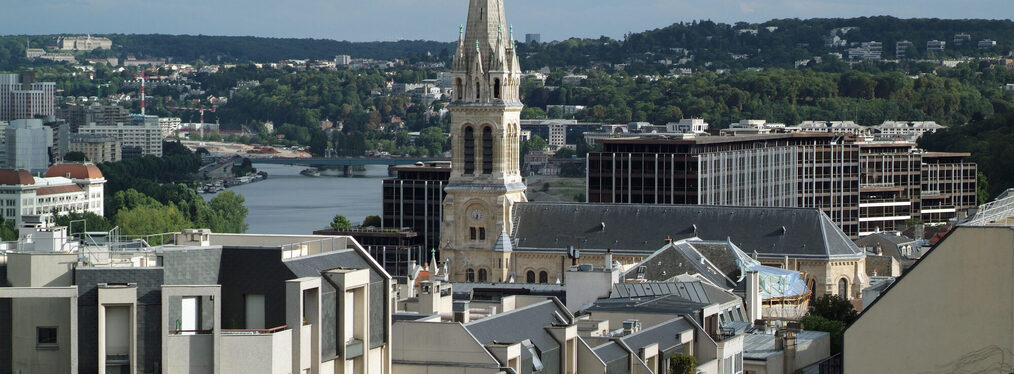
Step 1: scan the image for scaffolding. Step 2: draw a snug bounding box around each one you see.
[963,188,1014,226]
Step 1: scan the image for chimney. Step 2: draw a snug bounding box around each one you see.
[419,281,441,315]
[622,319,640,335]
[745,270,762,323]
[453,300,470,323]
[604,249,613,270]
[783,331,797,374]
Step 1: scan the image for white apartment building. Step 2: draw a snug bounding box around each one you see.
[548,122,567,149]
[4,119,53,172]
[666,118,709,134]
[873,120,944,140]
[158,117,182,138]
[78,116,163,157]
[0,164,105,227]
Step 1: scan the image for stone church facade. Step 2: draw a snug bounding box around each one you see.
[440,0,527,282]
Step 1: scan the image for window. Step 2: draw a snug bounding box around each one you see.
[477,269,488,282]
[37,327,57,348]
[475,81,481,99]
[838,278,849,299]
[482,127,493,174]
[455,78,463,100]
[493,79,501,99]
[465,268,475,282]
[526,271,536,283]
[539,271,549,284]
[469,227,477,240]
[463,127,475,174]
[478,227,486,241]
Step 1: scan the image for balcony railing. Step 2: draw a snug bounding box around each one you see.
[222,325,288,335]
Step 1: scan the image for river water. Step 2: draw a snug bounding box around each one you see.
[205,164,387,234]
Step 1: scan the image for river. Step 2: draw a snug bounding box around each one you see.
[204,164,387,235]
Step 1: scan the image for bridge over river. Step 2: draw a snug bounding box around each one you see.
[249,156,450,175]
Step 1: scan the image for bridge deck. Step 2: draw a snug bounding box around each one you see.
[249,157,450,166]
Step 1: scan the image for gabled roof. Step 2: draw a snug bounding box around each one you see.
[620,316,693,354]
[511,202,863,259]
[585,295,711,317]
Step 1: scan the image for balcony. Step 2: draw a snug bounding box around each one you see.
[221,326,293,374]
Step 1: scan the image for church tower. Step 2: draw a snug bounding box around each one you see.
[440,0,526,282]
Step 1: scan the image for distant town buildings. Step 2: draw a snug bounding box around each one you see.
[334,54,352,65]
[895,40,913,58]
[952,33,972,46]
[926,40,946,53]
[54,35,112,50]
[978,39,997,49]
[525,33,541,43]
[56,103,130,132]
[78,114,163,157]
[848,41,883,60]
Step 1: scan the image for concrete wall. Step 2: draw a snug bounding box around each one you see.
[844,226,1014,373]
[6,253,77,287]
[165,334,213,373]
[10,298,73,373]
[392,321,499,370]
[576,337,606,374]
[220,329,291,374]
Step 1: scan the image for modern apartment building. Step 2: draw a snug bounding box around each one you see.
[0,73,56,122]
[587,133,977,238]
[0,164,105,227]
[69,134,122,163]
[382,161,450,258]
[56,103,130,132]
[4,118,53,172]
[78,114,163,157]
[0,226,393,374]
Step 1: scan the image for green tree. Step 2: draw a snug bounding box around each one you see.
[64,151,88,162]
[808,294,859,324]
[330,215,352,230]
[800,314,847,354]
[554,147,576,159]
[54,212,112,234]
[0,217,17,241]
[977,171,991,205]
[362,215,382,227]
[527,135,547,152]
[668,354,697,374]
[209,191,249,233]
[521,107,546,119]
[114,204,193,243]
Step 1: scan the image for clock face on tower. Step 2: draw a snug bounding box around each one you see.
[471,209,483,221]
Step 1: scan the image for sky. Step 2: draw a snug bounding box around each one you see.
[2,0,1012,42]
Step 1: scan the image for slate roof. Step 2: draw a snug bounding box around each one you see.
[620,316,693,353]
[742,330,829,360]
[512,202,863,259]
[586,295,711,319]
[464,299,572,354]
[283,248,386,282]
[592,341,628,363]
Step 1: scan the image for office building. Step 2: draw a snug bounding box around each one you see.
[525,33,541,43]
[0,164,105,227]
[0,73,56,122]
[4,119,53,173]
[158,117,181,138]
[920,152,977,222]
[587,133,861,236]
[587,133,977,238]
[383,161,450,258]
[952,33,972,46]
[978,39,997,49]
[69,134,122,163]
[847,41,883,60]
[335,55,352,65]
[0,227,393,374]
[56,103,129,132]
[78,114,163,157]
